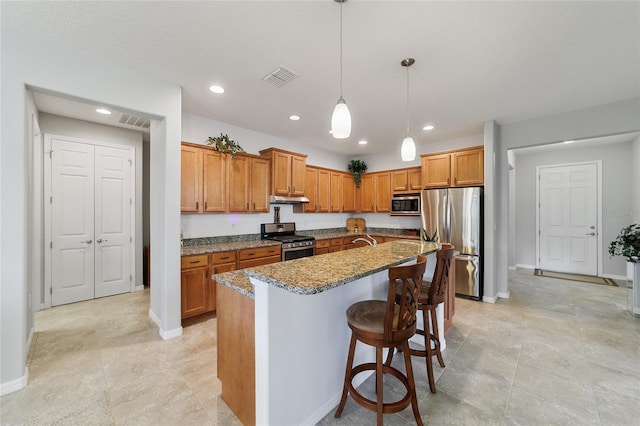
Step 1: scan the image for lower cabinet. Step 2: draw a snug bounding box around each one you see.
[181,254,212,319]
[315,239,330,255]
[330,237,343,252]
[238,246,281,269]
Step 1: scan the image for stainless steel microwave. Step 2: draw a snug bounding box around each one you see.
[390,194,420,215]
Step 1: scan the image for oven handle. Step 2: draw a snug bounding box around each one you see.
[282,244,316,252]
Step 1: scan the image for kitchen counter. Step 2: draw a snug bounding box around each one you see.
[215,240,441,426]
[180,239,279,256]
[244,240,437,295]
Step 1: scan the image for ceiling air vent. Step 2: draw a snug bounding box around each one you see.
[119,113,150,129]
[262,66,297,87]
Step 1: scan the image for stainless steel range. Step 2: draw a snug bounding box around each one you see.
[261,222,316,261]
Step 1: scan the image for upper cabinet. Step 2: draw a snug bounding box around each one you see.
[329,171,342,213]
[391,167,422,193]
[342,173,356,213]
[298,166,331,213]
[228,153,270,213]
[374,172,391,212]
[181,143,227,213]
[357,174,375,213]
[260,148,307,197]
[421,146,484,188]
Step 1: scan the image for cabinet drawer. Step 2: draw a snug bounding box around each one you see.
[238,245,281,260]
[212,251,237,264]
[238,255,281,269]
[315,247,330,255]
[315,239,330,249]
[330,238,343,247]
[181,254,208,269]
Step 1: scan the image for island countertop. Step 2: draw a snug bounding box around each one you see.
[243,240,439,295]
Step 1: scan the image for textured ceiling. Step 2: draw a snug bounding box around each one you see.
[3,1,639,156]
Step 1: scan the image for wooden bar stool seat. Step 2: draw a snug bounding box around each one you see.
[393,244,454,394]
[335,255,427,426]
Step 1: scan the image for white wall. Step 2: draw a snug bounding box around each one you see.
[513,142,633,276]
[1,28,181,394]
[497,98,640,300]
[38,113,145,292]
[356,134,484,172]
[633,135,640,222]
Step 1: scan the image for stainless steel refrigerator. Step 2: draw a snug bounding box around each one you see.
[421,187,483,300]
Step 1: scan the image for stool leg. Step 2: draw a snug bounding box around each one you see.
[376,346,384,426]
[423,308,437,393]
[335,333,357,418]
[430,306,445,368]
[402,340,424,426]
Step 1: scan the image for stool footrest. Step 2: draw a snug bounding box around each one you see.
[347,362,413,414]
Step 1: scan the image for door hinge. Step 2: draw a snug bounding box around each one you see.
[50,196,53,204]
[128,159,132,166]
[130,275,132,282]
[50,241,53,249]
[130,236,133,242]
[130,198,133,205]
[50,287,52,295]
[45,150,53,159]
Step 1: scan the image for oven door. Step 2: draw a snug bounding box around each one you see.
[282,245,315,261]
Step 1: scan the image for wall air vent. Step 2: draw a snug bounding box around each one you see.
[119,113,150,129]
[262,66,297,87]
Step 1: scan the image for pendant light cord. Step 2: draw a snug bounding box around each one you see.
[339,2,344,97]
[405,64,410,137]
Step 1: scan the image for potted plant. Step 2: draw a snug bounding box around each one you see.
[609,223,640,263]
[348,159,368,187]
[206,133,245,158]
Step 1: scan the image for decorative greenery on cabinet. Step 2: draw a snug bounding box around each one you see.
[348,159,368,187]
[207,133,245,158]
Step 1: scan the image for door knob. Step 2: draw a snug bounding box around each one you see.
[586,232,596,236]
[81,239,92,244]
[96,239,108,243]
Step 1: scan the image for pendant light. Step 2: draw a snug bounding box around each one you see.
[401,58,416,161]
[331,0,351,139]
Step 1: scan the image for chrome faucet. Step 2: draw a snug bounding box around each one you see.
[352,234,378,247]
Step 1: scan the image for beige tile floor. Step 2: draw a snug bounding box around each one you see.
[2,269,639,425]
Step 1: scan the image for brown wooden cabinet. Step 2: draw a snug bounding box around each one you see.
[391,167,422,193]
[260,148,306,197]
[330,237,343,252]
[181,254,211,319]
[421,146,484,188]
[315,239,330,255]
[181,143,228,213]
[357,173,375,213]
[298,166,331,213]
[374,172,391,212]
[330,171,342,213]
[229,153,270,213]
[238,245,281,269]
[343,236,369,250]
[342,173,356,212]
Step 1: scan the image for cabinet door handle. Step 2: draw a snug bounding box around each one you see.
[447,178,450,185]
[190,260,199,264]
[220,256,229,260]
[246,203,249,210]
[196,201,199,209]
[204,201,208,210]
[454,177,457,185]
[253,203,256,210]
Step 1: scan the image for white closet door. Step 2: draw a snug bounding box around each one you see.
[94,145,132,298]
[538,163,597,275]
[51,139,95,305]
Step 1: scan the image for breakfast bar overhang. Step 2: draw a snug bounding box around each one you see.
[215,240,441,426]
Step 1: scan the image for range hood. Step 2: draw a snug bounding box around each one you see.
[269,195,310,204]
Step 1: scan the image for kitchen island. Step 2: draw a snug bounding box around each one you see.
[215,240,440,426]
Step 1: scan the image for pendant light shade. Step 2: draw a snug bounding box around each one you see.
[401,136,416,161]
[401,57,416,161]
[332,0,351,139]
[331,97,351,139]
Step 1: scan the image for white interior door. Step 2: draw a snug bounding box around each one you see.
[95,146,132,298]
[538,163,598,275]
[51,139,95,305]
[49,137,133,306]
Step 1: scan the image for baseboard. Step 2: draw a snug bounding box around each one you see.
[148,308,183,340]
[508,265,517,271]
[497,291,510,299]
[134,284,145,292]
[0,367,29,396]
[601,273,627,282]
[516,264,536,270]
[482,294,498,304]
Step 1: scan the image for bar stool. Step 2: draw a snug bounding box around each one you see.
[335,255,427,426]
[392,244,453,393]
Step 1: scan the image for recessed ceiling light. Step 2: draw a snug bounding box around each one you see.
[564,140,575,144]
[209,85,225,94]
[96,108,111,115]
[289,115,300,121]
[358,140,367,145]
[423,125,434,131]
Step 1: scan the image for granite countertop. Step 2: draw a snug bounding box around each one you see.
[243,240,439,295]
[306,231,420,241]
[214,270,254,299]
[181,239,280,256]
